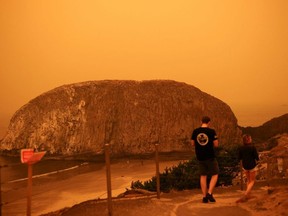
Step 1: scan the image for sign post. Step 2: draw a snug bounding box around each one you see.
[21,149,46,216]
[0,164,7,216]
[155,144,160,199]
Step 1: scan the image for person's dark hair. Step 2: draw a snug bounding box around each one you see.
[201,116,210,124]
[242,134,252,145]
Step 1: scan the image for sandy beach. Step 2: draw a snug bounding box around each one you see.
[2,158,186,216]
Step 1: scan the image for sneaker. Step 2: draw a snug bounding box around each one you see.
[206,193,216,202]
[235,195,248,203]
[202,197,208,203]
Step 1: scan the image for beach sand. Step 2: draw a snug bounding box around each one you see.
[2,158,186,216]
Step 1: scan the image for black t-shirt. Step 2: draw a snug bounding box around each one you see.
[238,145,259,170]
[191,127,218,161]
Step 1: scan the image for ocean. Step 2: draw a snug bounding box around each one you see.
[0,151,191,184]
[0,155,92,184]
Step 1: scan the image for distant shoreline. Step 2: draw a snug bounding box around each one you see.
[0,150,193,162]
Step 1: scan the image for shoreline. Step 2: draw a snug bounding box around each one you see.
[2,158,186,216]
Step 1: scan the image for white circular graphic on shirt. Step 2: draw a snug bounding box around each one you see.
[197,133,209,146]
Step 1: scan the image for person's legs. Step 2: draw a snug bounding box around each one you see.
[199,159,219,202]
[200,175,209,203]
[236,170,256,203]
[245,170,256,196]
[208,174,218,195]
[207,158,219,195]
[200,175,207,197]
[245,170,250,188]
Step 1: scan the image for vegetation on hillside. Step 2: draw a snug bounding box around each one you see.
[240,113,288,144]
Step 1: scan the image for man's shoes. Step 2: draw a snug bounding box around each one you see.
[202,197,208,203]
[235,195,248,203]
[206,193,216,202]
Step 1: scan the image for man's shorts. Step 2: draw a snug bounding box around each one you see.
[243,166,257,172]
[199,158,219,176]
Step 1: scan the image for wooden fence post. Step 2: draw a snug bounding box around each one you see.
[27,164,33,216]
[0,165,8,216]
[105,144,113,216]
[267,158,271,188]
[155,144,160,199]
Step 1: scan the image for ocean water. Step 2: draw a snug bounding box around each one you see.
[0,152,191,184]
[0,155,91,183]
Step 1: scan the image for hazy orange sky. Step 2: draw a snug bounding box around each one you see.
[0,0,287,137]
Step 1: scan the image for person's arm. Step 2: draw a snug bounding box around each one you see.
[254,146,259,161]
[213,130,218,148]
[191,130,196,147]
[191,140,195,147]
[213,139,219,148]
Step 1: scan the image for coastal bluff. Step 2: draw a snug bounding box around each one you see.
[0,80,241,156]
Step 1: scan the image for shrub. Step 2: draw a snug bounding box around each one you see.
[131,147,240,192]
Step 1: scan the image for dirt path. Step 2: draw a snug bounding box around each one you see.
[42,188,257,216]
[39,180,288,216]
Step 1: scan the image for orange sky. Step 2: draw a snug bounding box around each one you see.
[0,0,287,137]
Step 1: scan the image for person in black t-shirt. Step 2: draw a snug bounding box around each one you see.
[191,116,219,203]
[236,134,259,203]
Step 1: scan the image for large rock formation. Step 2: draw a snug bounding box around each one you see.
[0,80,241,156]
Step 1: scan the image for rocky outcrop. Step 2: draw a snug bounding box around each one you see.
[268,133,288,157]
[0,80,241,156]
[240,113,288,144]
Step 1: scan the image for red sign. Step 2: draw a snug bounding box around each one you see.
[21,149,46,164]
[21,149,34,163]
